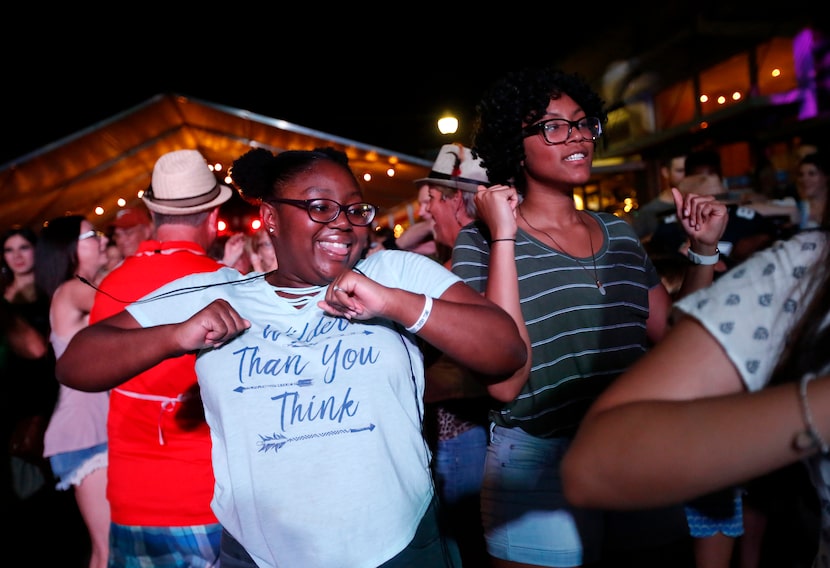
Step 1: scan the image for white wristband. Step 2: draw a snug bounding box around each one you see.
[687,248,720,265]
[405,295,433,334]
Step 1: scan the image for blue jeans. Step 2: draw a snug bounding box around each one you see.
[433,425,487,505]
[433,425,488,567]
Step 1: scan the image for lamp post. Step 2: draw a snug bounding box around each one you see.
[437,114,459,136]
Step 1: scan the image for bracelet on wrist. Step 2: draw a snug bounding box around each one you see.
[491,238,516,244]
[405,295,433,334]
[793,373,829,454]
[687,248,720,265]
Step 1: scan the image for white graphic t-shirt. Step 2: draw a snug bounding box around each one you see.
[128,250,459,568]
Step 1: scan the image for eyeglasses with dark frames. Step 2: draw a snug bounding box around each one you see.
[267,198,377,227]
[78,229,105,241]
[522,117,602,145]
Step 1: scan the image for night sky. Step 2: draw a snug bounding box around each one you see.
[1,10,638,165]
[4,3,792,165]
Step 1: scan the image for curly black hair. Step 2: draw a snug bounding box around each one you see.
[231,147,355,205]
[472,66,607,195]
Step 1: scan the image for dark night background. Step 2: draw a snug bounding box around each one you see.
[2,4,739,164]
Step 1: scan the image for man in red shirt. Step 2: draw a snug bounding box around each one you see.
[89,149,232,566]
[109,205,153,260]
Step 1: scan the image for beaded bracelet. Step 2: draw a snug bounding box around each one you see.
[793,373,829,454]
[405,295,433,334]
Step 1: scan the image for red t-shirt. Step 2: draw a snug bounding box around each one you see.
[90,240,225,526]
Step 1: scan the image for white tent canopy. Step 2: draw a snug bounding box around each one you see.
[0,93,432,234]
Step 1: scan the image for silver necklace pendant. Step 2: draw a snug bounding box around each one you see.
[596,281,606,295]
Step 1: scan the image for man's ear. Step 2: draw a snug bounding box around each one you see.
[208,207,221,228]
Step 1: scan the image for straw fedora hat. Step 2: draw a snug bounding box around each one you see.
[414,143,489,193]
[143,149,233,215]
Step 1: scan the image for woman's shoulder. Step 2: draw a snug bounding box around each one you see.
[589,211,642,246]
[52,276,91,307]
[50,278,96,335]
[358,249,444,271]
[591,210,633,229]
[357,249,455,289]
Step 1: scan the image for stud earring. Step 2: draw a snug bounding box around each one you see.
[268,227,275,233]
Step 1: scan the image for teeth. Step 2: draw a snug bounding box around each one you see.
[566,153,585,161]
[319,241,348,253]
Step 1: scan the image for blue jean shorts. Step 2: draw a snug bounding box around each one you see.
[685,486,745,538]
[481,424,603,567]
[49,442,107,490]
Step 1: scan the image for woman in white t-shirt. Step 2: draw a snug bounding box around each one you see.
[56,147,527,568]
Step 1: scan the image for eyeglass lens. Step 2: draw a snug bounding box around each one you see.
[539,118,601,144]
[79,230,104,241]
[308,200,376,226]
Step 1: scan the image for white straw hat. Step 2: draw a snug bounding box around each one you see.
[143,149,233,215]
[414,144,489,193]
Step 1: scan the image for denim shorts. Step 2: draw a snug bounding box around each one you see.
[49,442,107,490]
[481,424,603,567]
[685,486,745,538]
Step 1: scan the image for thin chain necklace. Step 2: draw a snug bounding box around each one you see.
[518,207,606,296]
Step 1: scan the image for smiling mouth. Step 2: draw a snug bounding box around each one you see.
[318,241,351,257]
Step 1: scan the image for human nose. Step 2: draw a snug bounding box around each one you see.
[564,123,582,142]
[328,206,352,227]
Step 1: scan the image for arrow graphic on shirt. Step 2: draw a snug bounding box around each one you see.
[234,379,313,393]
[257,423,376,453]
[286,329,375,348]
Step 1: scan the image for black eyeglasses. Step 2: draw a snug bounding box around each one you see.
[268,198,377,227]
[522,117,602,144]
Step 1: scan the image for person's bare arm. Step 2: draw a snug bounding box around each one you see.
[320,276,527,382]
[6,313,48,359]
[468,185,532,401]
[671,187,730,299]
[423,281,527,380]
[644,283,672,344]
[395,220,434,251]
[562,316,825,509]
[56,300,251,391]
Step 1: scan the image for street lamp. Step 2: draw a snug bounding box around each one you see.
[437,114,459,135]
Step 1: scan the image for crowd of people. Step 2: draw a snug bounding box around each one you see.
[1,63,827,568]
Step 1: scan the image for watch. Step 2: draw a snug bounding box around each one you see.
[687,248,720,265]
